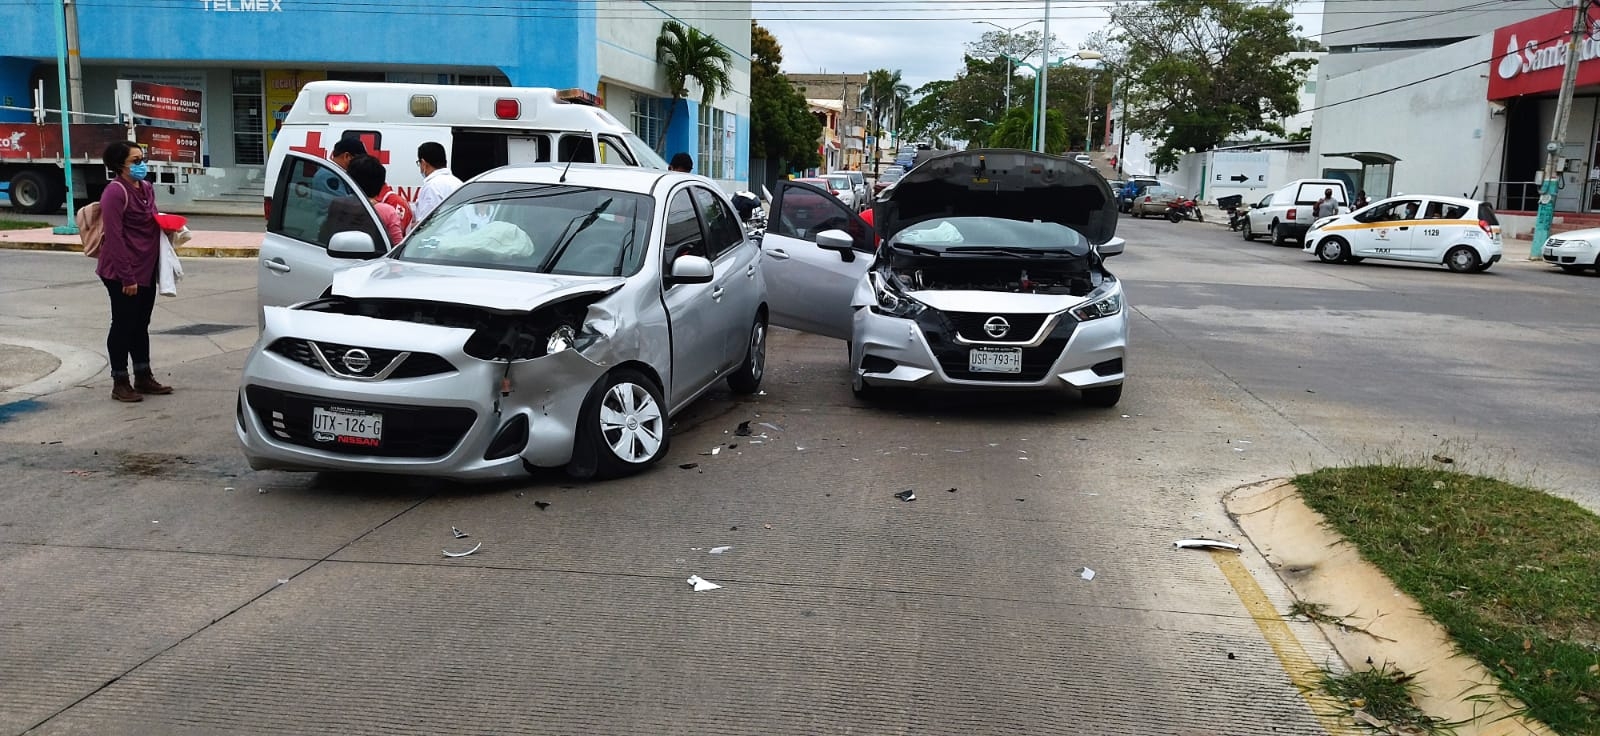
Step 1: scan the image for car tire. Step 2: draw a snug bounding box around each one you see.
[1166,211,1182,223]
[7,170,58,214]
[726,317,766,394]
[1242,219,1255,241]
[567,368,669,480]
[1080,383,1123,408]
[1270,221,1286,247]
[1445,245,1480,273]
[1317,236,1350,264]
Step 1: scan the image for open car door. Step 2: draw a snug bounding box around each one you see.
[259,150,391,312]
[759,180,874,340]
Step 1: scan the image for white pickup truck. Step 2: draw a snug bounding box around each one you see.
[1242,179,1350,245]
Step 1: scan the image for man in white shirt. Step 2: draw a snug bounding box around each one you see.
[413,141,463,228]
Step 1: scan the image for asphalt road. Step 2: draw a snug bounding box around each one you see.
[0,217,1595,735]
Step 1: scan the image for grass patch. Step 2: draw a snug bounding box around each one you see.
[1296,465,1600,735]
[0,218,49,231]
[1318,661,1464,734]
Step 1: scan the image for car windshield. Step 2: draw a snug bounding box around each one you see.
[394,181,654,277]
[622,132,670,169]
[1146,186,1177,198]
[826,176,851,189]
[881,169,904,182]
[891,217,1089,254]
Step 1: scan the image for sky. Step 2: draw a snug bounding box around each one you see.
[759,0,1325,92]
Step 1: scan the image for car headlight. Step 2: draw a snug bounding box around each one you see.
[546,325,576,354]
[1565,239,1590,249]
[868,271,925,318]
[1310,216,1335,231]
[1070,282,1123,322]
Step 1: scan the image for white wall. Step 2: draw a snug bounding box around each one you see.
[595,0,752,128]
[1314,35,1504,201]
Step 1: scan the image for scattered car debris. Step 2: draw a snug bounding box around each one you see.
[894,489,916,502]
[224,486,236,492]
[1431,454,1454,464]
[763,524,772,530]
[277,579,289,585]
[946,487,958,493]
[735,421,753,437]
[1227,652,1236,660]
[686,575,722,592]
[64,470,94,477]
[709,546,733,554]
[257,488,268,494]
[1080,567,1096,581]
[534,501,551,510]
[451,527,470,539]
[759,422,783,433]
[443,542,482,558]
[1174,538,1242,552]
[516,492,526,498]
[679,463,699,470]
[758,390,767,396]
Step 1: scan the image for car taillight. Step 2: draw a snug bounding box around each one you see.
[1479,220,1493,234]
[1287,209,1296,220]
[1143,196,1151,202]
[324,93,351,114]
[263,197,271,219]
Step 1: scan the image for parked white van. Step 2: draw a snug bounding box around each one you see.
[263,81,668,218]
[1241,178,1350,246]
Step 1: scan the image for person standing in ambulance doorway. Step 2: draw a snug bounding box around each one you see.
[413,142,463,226]
[96,141,173,403]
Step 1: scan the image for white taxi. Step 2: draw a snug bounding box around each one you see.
[1303,195,1503,273]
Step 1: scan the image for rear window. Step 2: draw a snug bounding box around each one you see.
[1294,183,1345,205]
[1478,203,1499,226]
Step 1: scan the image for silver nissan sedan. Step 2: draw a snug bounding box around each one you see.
[237,162,768,480]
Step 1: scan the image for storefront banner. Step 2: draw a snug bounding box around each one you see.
[0,123,130,160]
[136,126,203,163]
[266,70,326,150]
[1489,8,1600,99]
[130,81,204,125]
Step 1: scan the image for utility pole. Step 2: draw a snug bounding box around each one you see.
[1084,68,1095,154]
[63,0,85,122]
[51,0,79,235]
[1035,0,1051,152]
[1532,0,1590,258]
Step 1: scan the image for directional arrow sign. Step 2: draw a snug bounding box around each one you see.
[1230,174,1249,183]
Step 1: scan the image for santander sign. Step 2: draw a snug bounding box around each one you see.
[1489,9,1600,99]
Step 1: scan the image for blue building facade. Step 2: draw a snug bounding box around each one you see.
[2,0,750,202]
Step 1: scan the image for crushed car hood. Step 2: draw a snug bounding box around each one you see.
[331,260,625,312]
[875,149,1117,244]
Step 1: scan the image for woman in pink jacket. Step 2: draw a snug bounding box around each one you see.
[97,141,173,402]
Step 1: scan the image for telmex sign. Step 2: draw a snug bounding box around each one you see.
[1489,8,1600,99]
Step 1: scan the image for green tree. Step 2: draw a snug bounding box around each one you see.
[655,21,733,152]
[1100,0,1311,170]
[986,107,1066,152]
[749,22,821,169]
[863,68,911,137]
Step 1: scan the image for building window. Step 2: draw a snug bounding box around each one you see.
[1302,80,1317,94]
[631,93,667,149]
[452,73,511,87]
[698,105,731,180]
[327,71,386,82]
[232,70,265,166]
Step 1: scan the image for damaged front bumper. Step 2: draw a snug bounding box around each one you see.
[850,300,1128,393]
[236,308,609,479]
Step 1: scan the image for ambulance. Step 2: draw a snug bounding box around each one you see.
[263,81,669,216]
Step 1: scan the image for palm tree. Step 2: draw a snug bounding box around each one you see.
[865,69,911,138]
[655,21,734,152]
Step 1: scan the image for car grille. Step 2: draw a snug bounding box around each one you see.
[267,338,455,380]
[943,312,1051,342]
[245,385,476,458]
[918,313,1076,382]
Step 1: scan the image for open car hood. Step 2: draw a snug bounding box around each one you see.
[875,149,1118,245]
[330,260,625,313]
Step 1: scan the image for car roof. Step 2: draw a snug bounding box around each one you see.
[473,163,685,194]
[1375,193,1485,207]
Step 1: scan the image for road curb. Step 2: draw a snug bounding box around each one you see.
[0,336,106,405]
[0,240,259,258]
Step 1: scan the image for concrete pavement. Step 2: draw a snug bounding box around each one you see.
[2,217,1597,734]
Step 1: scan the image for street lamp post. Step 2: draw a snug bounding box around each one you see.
[1002,49,1102,154]
[974,20,1040,113]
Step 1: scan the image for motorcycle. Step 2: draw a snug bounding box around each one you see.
[1165,197,1204,223]
[1216,194,1246,231]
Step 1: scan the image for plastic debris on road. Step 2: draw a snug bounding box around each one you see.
[894,489,916,502]
[1174,538,1242,552]
[451,527,469,539]
[224,486,236,492]
[735,421,753,437]
[1080,567,1096,581]
[709,546,733,554]
[686,575,722,592]
[679,463,699,470]
[759,422,783,433]
[534,501,551,510]
[443,542,482,558]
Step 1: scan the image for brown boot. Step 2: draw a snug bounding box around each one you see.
[134,372,174,395]
[112,377,144,402]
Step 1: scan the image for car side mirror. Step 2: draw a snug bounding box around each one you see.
[1098,236,1126,258]
[669,254,714,284]
[815,229,856,262]
[328,231,381,259]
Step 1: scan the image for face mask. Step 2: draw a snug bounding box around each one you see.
[129,163,149,180]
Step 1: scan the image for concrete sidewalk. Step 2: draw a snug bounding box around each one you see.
[0,226,259,257]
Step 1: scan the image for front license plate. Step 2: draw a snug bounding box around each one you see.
[312,406,384,447]
[969,347,1023,374]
